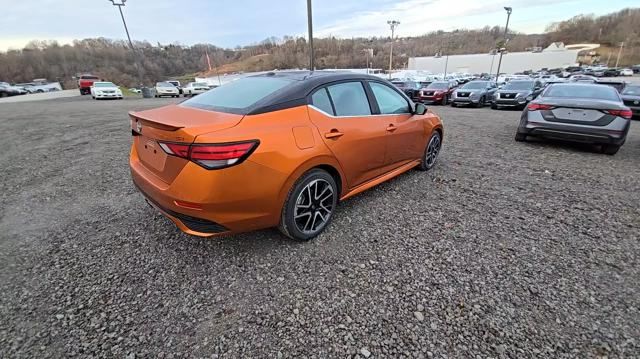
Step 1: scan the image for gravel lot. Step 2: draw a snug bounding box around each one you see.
[1,96,639,358]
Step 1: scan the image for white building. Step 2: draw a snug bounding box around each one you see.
[408,43,599,74]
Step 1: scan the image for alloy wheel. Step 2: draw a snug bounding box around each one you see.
[293,179,335,234]
[425,133,441,168]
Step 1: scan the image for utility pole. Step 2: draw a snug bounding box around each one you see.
[307,0,314,71]
[108,0,145,87]
[387,20,400,79]
[495,7,512,83]
[615,42,624,68]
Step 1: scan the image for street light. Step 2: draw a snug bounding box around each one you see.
[108,0,144,86]
[307,0,314,71]
[387,20,400,79]
[494,6,512,83]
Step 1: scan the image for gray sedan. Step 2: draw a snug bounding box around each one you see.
[515,83,632,155]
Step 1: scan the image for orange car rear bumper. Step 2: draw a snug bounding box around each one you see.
[130,144,289,237]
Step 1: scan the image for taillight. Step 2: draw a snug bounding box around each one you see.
[527,103,554,111]
[606,109,632,119]
[158,143,190,158]
[158,140,259,170]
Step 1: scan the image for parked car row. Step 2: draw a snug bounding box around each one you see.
[0,80,62,97]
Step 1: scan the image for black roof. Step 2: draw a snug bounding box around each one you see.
[246,71,396,115]
[181,70,403,116]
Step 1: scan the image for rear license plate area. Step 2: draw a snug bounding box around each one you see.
[137,136,167,171]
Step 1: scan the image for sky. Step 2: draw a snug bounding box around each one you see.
[0,0,636,51]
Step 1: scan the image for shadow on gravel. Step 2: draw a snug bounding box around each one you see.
[520,137,605,154]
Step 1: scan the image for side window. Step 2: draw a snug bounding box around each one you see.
[326,82,371,116]
[369,82,411,114]
[311,88,334,115]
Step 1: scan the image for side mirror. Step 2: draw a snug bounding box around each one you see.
[414,102,427,115]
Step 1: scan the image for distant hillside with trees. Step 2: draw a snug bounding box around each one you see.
[0,8,637,87]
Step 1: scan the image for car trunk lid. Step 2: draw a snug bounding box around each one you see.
[130,105,244,183]
[537,98,623,126]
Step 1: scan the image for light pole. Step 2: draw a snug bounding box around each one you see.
[387,20,400,79]
[108,0,145,86]
[494,7,512,83]
[615,41,625,68]
[307,0,314,71]
[489,50,497,76]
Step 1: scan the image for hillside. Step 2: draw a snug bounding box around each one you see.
[0,8,637,87]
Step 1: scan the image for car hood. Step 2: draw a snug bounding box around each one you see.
[622,94,640,100]
[94,87,120,91]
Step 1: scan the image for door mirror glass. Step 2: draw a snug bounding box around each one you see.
[414,102,427,115]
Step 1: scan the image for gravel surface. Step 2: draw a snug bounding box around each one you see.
[1,96,639,358]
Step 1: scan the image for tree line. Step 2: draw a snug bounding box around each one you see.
[0,8,637,88]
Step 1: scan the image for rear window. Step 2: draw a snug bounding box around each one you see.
[94,82,116,87]
[543,85,620,101]
[81,76,99,80]
[181,77,292,112]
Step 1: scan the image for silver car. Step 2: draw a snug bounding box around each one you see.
[451,80,497,107]
[515,83,632,155]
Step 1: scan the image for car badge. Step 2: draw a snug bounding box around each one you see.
[136,121,142,133]
[635,100,639,105]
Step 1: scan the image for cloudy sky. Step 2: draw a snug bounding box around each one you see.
[1,0,636,50]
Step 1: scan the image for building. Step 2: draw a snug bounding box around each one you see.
[408,43,600,74]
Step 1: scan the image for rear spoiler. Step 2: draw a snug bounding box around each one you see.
[129,111,183,131]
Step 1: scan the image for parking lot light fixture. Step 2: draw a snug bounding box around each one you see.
[495,7,512,82]
[108,0,145,87]
[387,20,400,79]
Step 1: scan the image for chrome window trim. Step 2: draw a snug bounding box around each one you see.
[308,105,411,118]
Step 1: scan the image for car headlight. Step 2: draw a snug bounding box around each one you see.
[494,92,499,99]
[526,95,533,101]
[470,92,480,99]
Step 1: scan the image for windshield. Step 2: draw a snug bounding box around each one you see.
[426,82,448,90]
[182,76,292,112]
[543,84,620,101]
[81,75,99,80]
[94,82,116,87]
[622,86,640,95]
[156,82,174,87]
[502,81,534,90]
[462,81,488,90]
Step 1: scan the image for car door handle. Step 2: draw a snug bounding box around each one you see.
[386,124,398,132]
[325,130,344,139]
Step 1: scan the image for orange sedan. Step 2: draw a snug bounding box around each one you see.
[130,71,444,240]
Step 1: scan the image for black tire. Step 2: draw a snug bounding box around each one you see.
[0,92,8,98]
[441,96,448,106]
[279,169,338,241]
[601,144,620,155]
[491,103,498,110]
[417,131,442,171]
[451,102,457,107]
[477,96,486,107]
[515,132,527,142]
